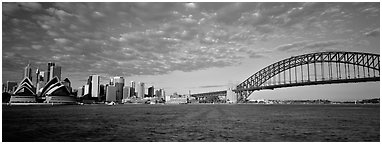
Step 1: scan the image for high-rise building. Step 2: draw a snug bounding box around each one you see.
[123,86,131,99]
[84,84,89,96]
[155,90,160,98]
[137,82,145,99]
[36,71,45,95]
[88,75,100,99]
[114,76,124,102]
[148,86,154,97]
[131,81,135,89]
[163,89,170,101]
[130,81,136,97]
[100,84,105,101]
[49,66,61,81]
[77,86,84,98]
[46,62,55,82]
[106,85,116,102]
[160,89,165,99]
[24,64,32,81]
[6,81,18,93]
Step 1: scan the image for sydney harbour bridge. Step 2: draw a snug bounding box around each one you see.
[191,51,380,103]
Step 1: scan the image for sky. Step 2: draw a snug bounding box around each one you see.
[2,2,380,101]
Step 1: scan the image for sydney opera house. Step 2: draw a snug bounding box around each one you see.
[9,76,76,104]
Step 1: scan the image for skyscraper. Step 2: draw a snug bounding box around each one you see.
[106,85,116,102]
[123,86,131,99]
[89,75,100,99]
[114,76,124,102]
[84,84,89,96]
[46,62,55,82]
[131,81,135,89]
[137,82,145,99]
[131,81,136,97]
[24,64,32,81]
[77,86,84,98]
[49,66,61,81]
[100,84,105,101]
[148,86,154,97]
[155,89,160,98]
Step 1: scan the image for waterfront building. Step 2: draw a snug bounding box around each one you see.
[148,86,154,97]
[226,86,237,103]
[49,66,61,81]
[155,90,160,98]
[77,86,84,98]
[24,64,32,81]
[84,84,89,96]
[62,78,72,93]
[131,81,135,89]
[89,75,100,99]
[10,77,37,103]
[100,84,105,101]
[123,86,131,99]
[13,77,36,96]
[130,81,136,97]
[114,76,124,102]
[137,82,145,99]
[6,81,18,93]
[164,90,170,102]
[106,85,116,102]
[46,62,55,82]
[40,77,69,96]
[160,89,165,100]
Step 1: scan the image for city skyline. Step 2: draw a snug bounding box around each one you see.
[2,2,380,101]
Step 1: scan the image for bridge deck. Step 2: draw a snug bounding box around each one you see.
[235,77,379,92]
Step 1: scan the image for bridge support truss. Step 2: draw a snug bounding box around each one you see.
[235,51,380,102]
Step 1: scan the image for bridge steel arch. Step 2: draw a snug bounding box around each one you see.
[235,51,380,102]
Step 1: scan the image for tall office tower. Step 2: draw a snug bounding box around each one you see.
[77,86,84,98]
[84,84,90,96]
[137,82,145,99]
[100,84,105,101]
[106,85,116,102]
[148,86,154,97]
[46,62,55,82]
[160,89,165,99]
[130,81,136,97]
[24,64,32,81]
[49,66,61,81]
[6,81,18,93]
[36,71,45,95]
[163,89,170,102]
[131,81,135,89]
[123,86,131,99]
[89,75,100,99]
[155,90,160,98]
[113,76,124,102]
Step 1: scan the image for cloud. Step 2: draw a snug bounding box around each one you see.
[364,28,379,37]
[276,40,346,52]
[198,85,227,89]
